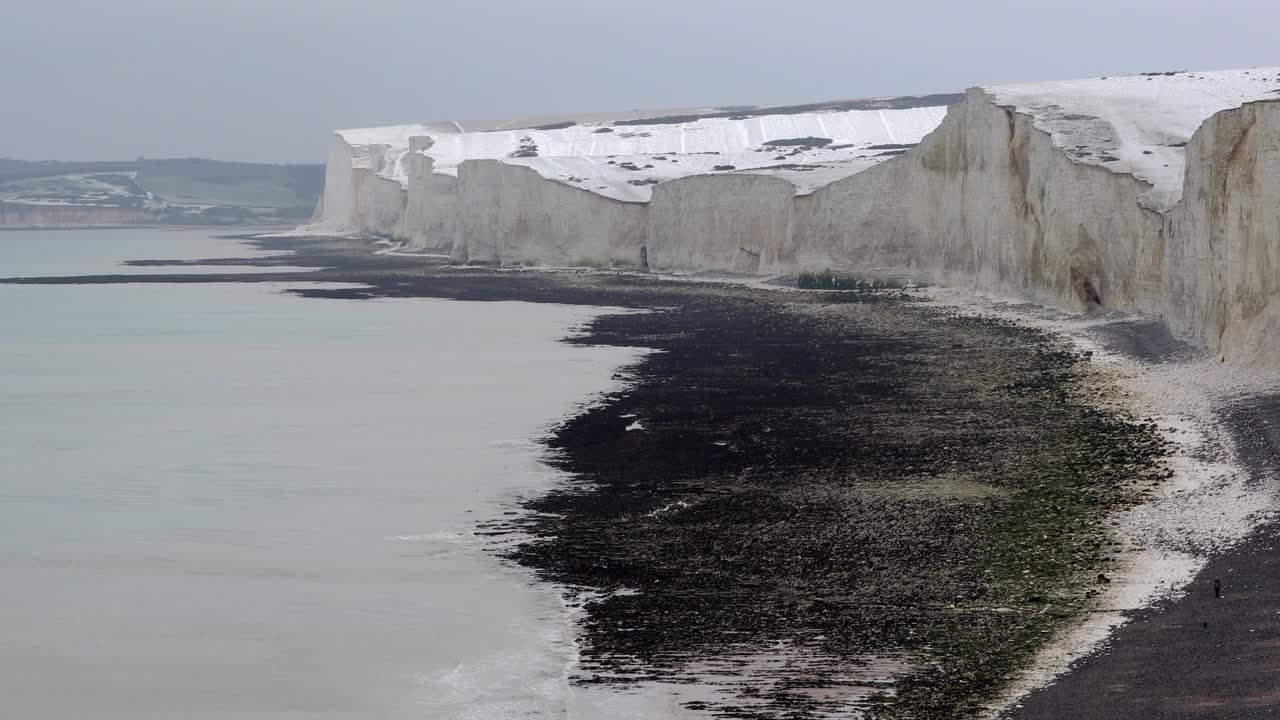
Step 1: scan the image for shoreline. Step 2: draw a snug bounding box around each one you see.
[944,296,1280,719]
[908,290,1280,717]
[2,233,1266,718]
[0,223,301,233]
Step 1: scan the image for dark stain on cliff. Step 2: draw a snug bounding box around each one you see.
[1069,227,1106,310]
[1004,108,1048,287]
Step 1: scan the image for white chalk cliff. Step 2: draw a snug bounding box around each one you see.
[308,68,1280,358]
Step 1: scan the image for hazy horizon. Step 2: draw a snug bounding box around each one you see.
[4,0,1277,164]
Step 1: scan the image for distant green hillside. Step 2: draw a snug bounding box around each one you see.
[135,159,323,211]
[0,157,324,225]
[0,159,139,184]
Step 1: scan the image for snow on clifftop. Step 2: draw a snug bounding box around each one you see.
[989,67,1280,211]
[332,67,1280,207]
[503,107,946,201]
[334,99,954,202]
[336,124,435,148]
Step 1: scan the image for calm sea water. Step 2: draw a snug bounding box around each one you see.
[0,229,698,719]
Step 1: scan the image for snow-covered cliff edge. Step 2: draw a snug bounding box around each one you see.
[305,96,956,252]
[308,68,1280,358]
[794,72,1280,359]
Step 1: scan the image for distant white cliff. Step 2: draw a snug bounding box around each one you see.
[307,95,958,253]
[307,68,1280,360]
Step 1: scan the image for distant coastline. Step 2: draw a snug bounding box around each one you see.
[0,157,322,228]
[0,222,299,232]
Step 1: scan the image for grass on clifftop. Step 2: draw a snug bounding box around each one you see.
[135,159,322,211]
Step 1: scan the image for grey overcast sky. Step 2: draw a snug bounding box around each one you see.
[2,0,1276,164]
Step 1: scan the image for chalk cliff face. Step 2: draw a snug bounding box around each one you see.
[306,97,955,252]
[1166,101,1280,356]
[314,134,409,237]
[649,175,797,273]
[403,138,459,252]
[454,160,648,267]
[795,88,1167,307]
[308,68,1280,358]
[793,83,1280,359]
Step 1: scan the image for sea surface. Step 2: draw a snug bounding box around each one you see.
[0,229,684,719]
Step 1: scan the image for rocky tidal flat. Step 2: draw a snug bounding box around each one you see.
[3,236,1175,718]
[265,239,1170,717]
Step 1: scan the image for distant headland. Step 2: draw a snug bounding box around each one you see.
[0,157,323,228]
